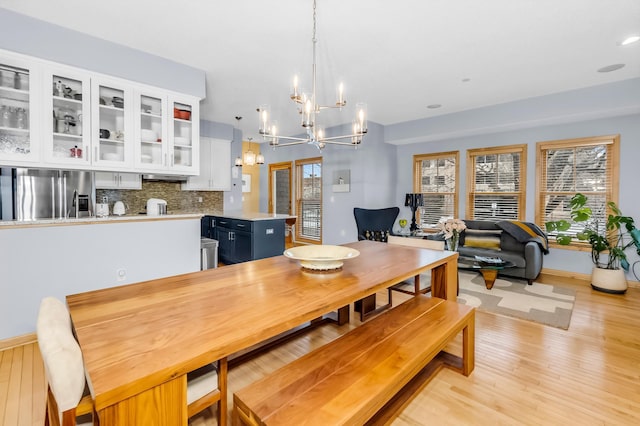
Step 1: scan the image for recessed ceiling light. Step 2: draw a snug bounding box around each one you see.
[597,64,625,73]
[427,104,442,109]
[620,35,640,46]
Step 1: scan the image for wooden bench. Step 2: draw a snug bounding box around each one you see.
[233,296,475,425]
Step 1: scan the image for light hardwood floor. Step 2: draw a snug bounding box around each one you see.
[2,275,639,425]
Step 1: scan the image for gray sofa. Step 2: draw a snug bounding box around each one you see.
[457,220,547,284]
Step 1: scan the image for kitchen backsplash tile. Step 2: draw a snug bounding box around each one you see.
[97,181,223,215]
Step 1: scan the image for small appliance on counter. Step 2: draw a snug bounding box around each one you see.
[112,201,126,216]
[146,198,167,216]
[96,196,109,218]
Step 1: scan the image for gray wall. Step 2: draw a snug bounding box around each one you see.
[0,219,200,340]
[0,8,205,98]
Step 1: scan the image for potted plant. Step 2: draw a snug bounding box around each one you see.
[545,193,640,293]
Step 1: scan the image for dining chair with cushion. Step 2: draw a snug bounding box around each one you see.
[37,297,226,425]
[37,296,94,426]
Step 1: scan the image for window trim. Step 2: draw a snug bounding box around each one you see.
[535,134,620,251]
[295,156,323,244]
[413,151,460,230]
[466,144,527,221]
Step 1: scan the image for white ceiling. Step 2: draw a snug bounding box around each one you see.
[2,0,639,142]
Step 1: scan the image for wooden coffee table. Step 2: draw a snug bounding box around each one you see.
[458,256,515,289]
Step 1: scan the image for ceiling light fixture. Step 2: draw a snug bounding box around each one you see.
[243,138,264,166]
[597,63,625,73]
[620,35,640,46]
[257,0,367,150]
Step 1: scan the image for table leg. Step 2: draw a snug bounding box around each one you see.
[431,256,458,301]
[480,269,498,289]
[97,375,187,425]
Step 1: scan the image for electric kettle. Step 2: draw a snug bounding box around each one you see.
[113,201,126,216]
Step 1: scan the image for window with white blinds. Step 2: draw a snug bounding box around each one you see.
[295,157,322,243]
[467,144,527,221]
[536,135,619,246]
[413,151,459,229]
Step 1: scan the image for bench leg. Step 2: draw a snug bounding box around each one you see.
[462,315,475,376]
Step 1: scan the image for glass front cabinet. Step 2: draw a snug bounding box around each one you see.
[0,56,40,164]
[134,91,167,170]
[91,78,135,169]
[42,67,91,167]
[0,49,200,175]
[168,96,199,173]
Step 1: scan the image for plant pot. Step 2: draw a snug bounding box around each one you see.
[591,266,627,294]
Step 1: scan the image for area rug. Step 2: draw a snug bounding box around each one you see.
[456,271,576,329]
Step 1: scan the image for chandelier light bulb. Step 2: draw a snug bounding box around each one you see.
[259,106,270,134]
[337,82,345,107]
[291,75,300,100]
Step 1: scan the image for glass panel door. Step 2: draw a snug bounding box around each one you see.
[92,79,133,167]
[0,61,36,163]
[137,94,165,169]
[171,100,193,169]
[47,71,90,166]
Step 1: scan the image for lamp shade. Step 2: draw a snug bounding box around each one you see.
[405,193,423,207]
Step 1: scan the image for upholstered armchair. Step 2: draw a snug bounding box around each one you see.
[353,207,400,242]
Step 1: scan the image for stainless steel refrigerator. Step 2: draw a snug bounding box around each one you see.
[0,168,95,221]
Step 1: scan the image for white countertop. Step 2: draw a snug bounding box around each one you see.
[0,213,203,229]
[207,211,296,221]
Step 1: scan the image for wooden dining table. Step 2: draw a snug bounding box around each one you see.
[66,240,458,425]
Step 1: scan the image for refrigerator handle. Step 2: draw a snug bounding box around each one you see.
[51,176,55,219]
[62,173,67,218]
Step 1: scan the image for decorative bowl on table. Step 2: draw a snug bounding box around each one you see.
[284,245,360,271]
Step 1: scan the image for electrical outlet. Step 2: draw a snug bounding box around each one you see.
[198,197,203,203]
[116,269,126,281]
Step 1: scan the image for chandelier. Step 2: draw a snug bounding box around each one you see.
[257,0,367,150]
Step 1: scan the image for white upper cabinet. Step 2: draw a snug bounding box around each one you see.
[134,91,167,171]
[182,137,230,191]
[42,66,91,168]
[91,78,135,170]
[0,49,202,176]
[168,95,199,175]
[0,54,41,164]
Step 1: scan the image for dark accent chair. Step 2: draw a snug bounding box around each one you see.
[353,207,400,241]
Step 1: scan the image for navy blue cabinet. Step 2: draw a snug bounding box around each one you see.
[203,215,285,264]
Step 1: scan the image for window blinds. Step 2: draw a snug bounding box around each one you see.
[538,138,616,239]
[415,154,457,228]
[468,147,526,221]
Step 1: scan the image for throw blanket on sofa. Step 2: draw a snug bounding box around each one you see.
[497,221,549,254]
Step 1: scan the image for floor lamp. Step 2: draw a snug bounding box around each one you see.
[405,193,424,234]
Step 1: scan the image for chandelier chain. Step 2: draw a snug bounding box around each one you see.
[312,0,317,43]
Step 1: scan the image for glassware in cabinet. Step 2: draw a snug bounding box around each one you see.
[0,60,39,164]
[92,80,133,167]
[135,93,166,169]
[46,70,90,165]
[170,100,196,170]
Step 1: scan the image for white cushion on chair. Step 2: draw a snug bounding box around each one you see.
[186,363,218,405]
[37,297,86,415]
